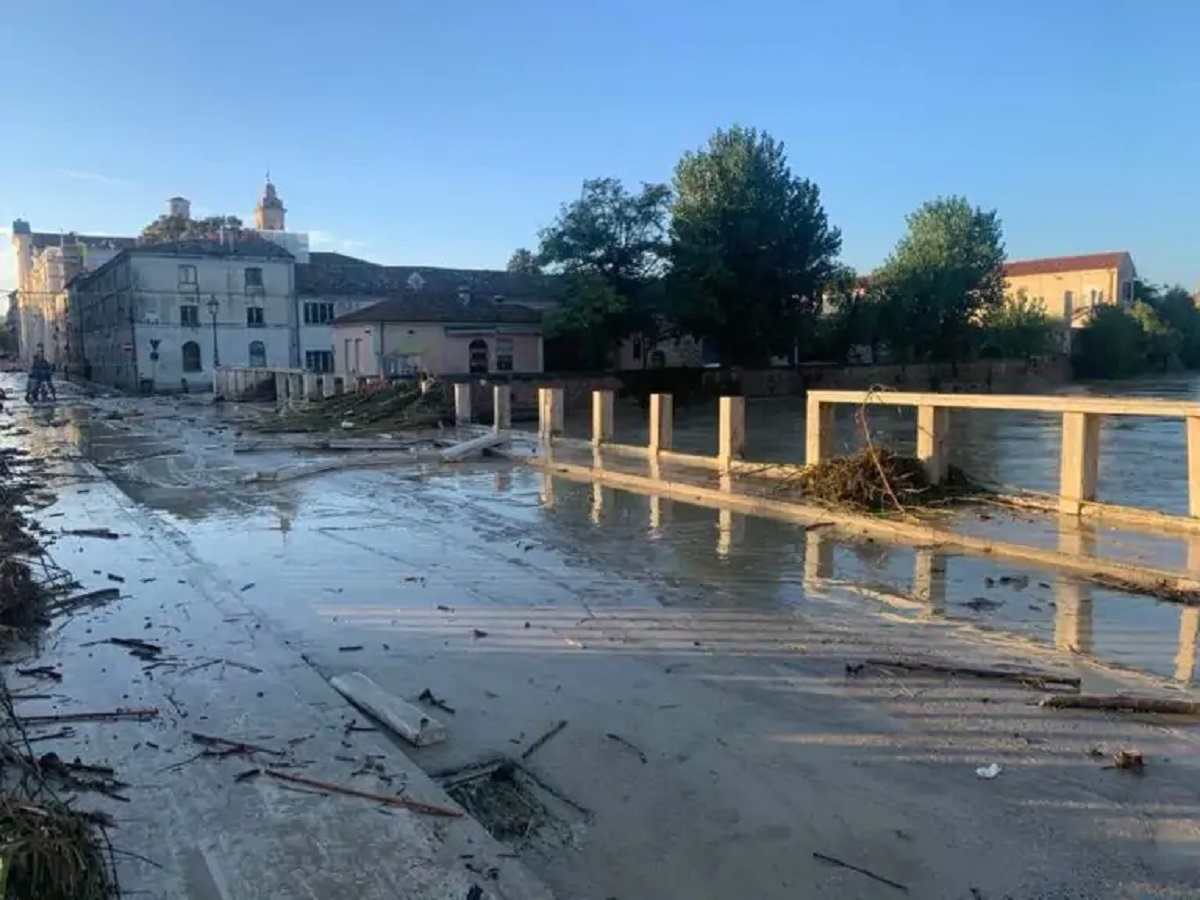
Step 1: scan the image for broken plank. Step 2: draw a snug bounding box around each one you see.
[863,658,1080,691]
[1040,694,1200,715]
[19,708,159,726]
[330,672,447,747]
[440,432,509,463]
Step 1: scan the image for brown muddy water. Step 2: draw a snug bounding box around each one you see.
[25,372,1200,691]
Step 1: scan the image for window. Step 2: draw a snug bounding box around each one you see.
[244,267,264,292]
[304,302,335,324]
[246,306,265,327]
[468,339,489,374]
[248,341,266,367]
[305,350,334,372]
[182,341,202,372]
[1121,281,1133,304]
[495,336,514,372]
[178,264,197,287]
[180,304,199,327]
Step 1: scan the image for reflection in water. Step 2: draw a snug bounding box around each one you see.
[1054,520,1096,655]
[913,548,946,618]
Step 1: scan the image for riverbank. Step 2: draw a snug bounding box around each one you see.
[9,381,1200,897]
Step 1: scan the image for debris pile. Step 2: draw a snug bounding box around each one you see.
[271,382,453,434]
[797,448,973,512]
[0,449,52,637]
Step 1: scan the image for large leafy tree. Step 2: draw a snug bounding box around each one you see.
[506,248,540,274]
[874,196,1006,362]
[536,178,671,361]
[139,214,244,245]
[668,126,842,366]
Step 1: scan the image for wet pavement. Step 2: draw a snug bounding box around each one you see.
[6,376,1200,898]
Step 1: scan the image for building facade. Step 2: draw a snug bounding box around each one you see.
[1002,251,1137,326]
[296,252,557,374]
[68,238,295,391]
[330,293,543,377]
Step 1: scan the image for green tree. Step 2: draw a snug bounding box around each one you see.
[874,196,1006,363]
[1148,283,1200,367]
[1072,306,1152,378]
[668,126,842,365]
[977,290,1058,360]
[506,248,540,274]
[543,274,627,370]
[139,214,244,245]
[536,177,671,361]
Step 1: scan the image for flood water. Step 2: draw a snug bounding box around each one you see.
[9,372,1200,695]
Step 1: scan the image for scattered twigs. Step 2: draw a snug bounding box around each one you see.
[855,387,908,516]
[60,528,120,540]
[262,770,463,817]
[190,731,286,757]
[45,587,121,615]
[18,707,159,726]
[181,658,264,676]
[1039,694,1200,715]
[861,658,1081,692]
[812,851,908,893]
[417,688,455,714]
[605,732,647,763]
[16,665,63,682]
[520,719,568,760]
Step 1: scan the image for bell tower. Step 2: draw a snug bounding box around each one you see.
[254,173,286,231]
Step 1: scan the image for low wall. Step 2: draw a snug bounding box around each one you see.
[797,357,1071,395]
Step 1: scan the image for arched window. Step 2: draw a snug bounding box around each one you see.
[248,340,266,367]
[182,341,202,372]
[468,338,489,374]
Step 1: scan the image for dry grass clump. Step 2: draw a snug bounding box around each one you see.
[799,448,972,512]
[0,793,112,900]
[274,382,452,433]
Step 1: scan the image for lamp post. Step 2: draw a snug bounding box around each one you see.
[206,295,220,367]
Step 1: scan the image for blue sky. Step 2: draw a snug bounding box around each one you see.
[2,0,1197,292]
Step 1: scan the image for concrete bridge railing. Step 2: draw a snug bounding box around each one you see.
[214,366,383,403]
[806,390,1200,520]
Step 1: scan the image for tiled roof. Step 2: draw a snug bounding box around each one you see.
[299,251,559,302]
[130,236,294,260]
[30,232,136,252]
[334,292,543,325]
[1003,252,1128,278]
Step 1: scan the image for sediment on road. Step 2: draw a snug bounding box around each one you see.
[0,444,116,900]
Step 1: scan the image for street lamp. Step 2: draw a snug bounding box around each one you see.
[206,295,220,367]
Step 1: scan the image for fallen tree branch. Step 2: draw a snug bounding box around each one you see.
[262,770,462,817]
[520,719,568,760]
[812,851,908,892]
[863,658,1080,691]
[1039,694,1200,715]
[189,732,285,757]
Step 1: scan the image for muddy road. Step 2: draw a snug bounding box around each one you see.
[7,380,1200,899]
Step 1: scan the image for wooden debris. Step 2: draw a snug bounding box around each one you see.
[234,767,262,782]
[1110,749,1145,772]
[16,665,62,682]
[61,528,120,540]
[190,732,286,757]
[812,851,908,893]
[521,719,568,760]
[331,672,447,747]
[181,658,263,675]
[1039,694,1200,715]
[46,587,120,614]
[417,688,455,714]
[605,732,647,764]
[338,645,364,653]
[19,708,159,726]
[864,658,1080,691]
[263,770,462,817]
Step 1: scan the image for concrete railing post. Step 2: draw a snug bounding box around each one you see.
[916,405,950,485]
[805,395,833,466]
[274,372,288,402]
[303,373,320,401]
[538,387,564,437]
[454,383,472,425]
[592,389,614,445]
[718,396,746,468]
[1058,411,1101,515]
[1188,416,1200,518]
[648,393,673,454]
[493,385,511,432]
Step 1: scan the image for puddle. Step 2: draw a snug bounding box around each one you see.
[437,758,589,850]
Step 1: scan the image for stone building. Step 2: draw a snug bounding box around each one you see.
[68,236,295,391]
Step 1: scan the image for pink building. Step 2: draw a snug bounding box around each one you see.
[331,292,544,377]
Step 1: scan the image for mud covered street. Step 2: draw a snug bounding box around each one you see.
[4,379,1200,898]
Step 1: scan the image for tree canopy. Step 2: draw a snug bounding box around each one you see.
[668,126,842,366]
[537,177,672,363]
[873,196,1006,362]
[506,248,540,274]
[139,214,244,245]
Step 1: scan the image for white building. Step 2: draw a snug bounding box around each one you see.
[68,237,296,392]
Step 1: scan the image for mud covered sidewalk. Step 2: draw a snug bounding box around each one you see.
[7,383,1200,898]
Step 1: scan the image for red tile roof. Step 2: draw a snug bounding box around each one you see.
[1003,252,1128,278]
